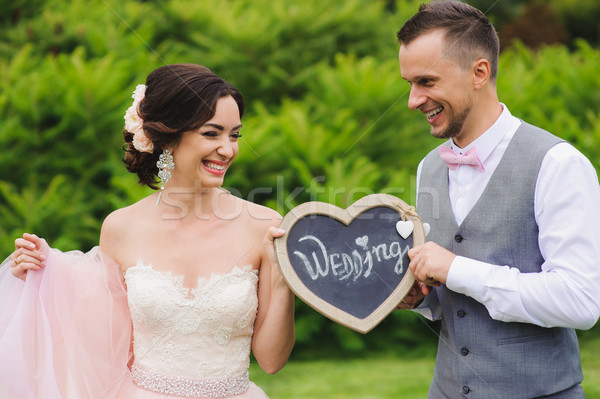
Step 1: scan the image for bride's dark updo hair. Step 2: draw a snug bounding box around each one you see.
[123,64,245,189]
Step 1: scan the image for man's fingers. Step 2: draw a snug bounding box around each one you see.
[407,245,423,260]
[409,253,441,286]
[409,251,423,278]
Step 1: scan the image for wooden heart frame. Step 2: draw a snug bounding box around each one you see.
[274,193,425,334]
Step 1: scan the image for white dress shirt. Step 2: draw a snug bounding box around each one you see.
[416,104,600,329]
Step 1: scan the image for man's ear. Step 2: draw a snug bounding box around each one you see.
[472,58,491,90]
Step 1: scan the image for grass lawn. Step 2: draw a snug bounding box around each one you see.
[250,337,600,398]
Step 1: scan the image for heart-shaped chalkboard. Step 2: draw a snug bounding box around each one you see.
[275,194,425,334]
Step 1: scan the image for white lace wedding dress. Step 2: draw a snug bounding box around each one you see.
[0,247,269,398]
[124,262,268,398]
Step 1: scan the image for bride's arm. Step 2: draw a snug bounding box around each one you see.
[252,222,296,375]
[10,233,48,280]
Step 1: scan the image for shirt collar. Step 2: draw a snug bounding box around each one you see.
[449,104,513,163]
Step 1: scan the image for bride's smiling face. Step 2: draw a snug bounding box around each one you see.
[170,95,242,188]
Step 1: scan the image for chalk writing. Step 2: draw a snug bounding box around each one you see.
[293,234,409,281]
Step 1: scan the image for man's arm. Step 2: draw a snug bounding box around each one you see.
[441,143,600,329]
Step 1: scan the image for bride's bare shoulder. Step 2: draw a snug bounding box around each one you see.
[102,196,151,228]
[237,197,282,229]
[100,196,154,253]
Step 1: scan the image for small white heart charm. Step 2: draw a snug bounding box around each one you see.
[396,220,414,239]
[423,223,431,237]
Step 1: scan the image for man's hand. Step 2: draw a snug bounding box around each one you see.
[408,242,456,286]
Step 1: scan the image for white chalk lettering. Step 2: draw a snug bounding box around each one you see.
[292,234,409,281]
[340,253,353,280]
[293,235,329,280]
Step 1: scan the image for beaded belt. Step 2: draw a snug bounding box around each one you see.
[130,364,250,398]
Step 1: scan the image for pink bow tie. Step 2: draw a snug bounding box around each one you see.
[439,146,485,172]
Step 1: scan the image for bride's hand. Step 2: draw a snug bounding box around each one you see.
[262,226,285,266]
[396,281,431,310]
[262,226,288,285]
[10,233,48,281]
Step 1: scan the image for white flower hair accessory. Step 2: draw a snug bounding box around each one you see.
[124,84,154,153]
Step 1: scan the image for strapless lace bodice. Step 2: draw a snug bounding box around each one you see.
[124,262,259,380]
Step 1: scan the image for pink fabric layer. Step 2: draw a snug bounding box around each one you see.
[0,247,133,398]
[0,247,269,399]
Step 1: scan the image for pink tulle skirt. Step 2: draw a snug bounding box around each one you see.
[0,247,268,399]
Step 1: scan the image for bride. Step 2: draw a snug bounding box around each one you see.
[0,64,295,398]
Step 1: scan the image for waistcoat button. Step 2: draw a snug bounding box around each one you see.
[455,234,463,242]
[460,347,469,356]
[457,309,466,318]
[462,386,470,394]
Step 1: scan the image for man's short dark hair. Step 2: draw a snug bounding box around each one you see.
[397,1,499,81]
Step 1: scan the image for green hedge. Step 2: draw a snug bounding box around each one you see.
[1,0,599,354]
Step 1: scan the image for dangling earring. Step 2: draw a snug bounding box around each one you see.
[156,149,175,206]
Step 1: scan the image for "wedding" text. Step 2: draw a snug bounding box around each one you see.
[292,234,409,281]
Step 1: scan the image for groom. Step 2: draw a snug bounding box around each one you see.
[397,1,600,398]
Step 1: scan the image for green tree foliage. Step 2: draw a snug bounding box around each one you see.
[1,0,599,353]
[466,0,600,47]
[546,0,600,46]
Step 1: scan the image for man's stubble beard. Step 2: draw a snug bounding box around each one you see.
[431,100,473,141]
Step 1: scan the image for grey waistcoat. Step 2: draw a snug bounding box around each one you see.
[417,122,582,399]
